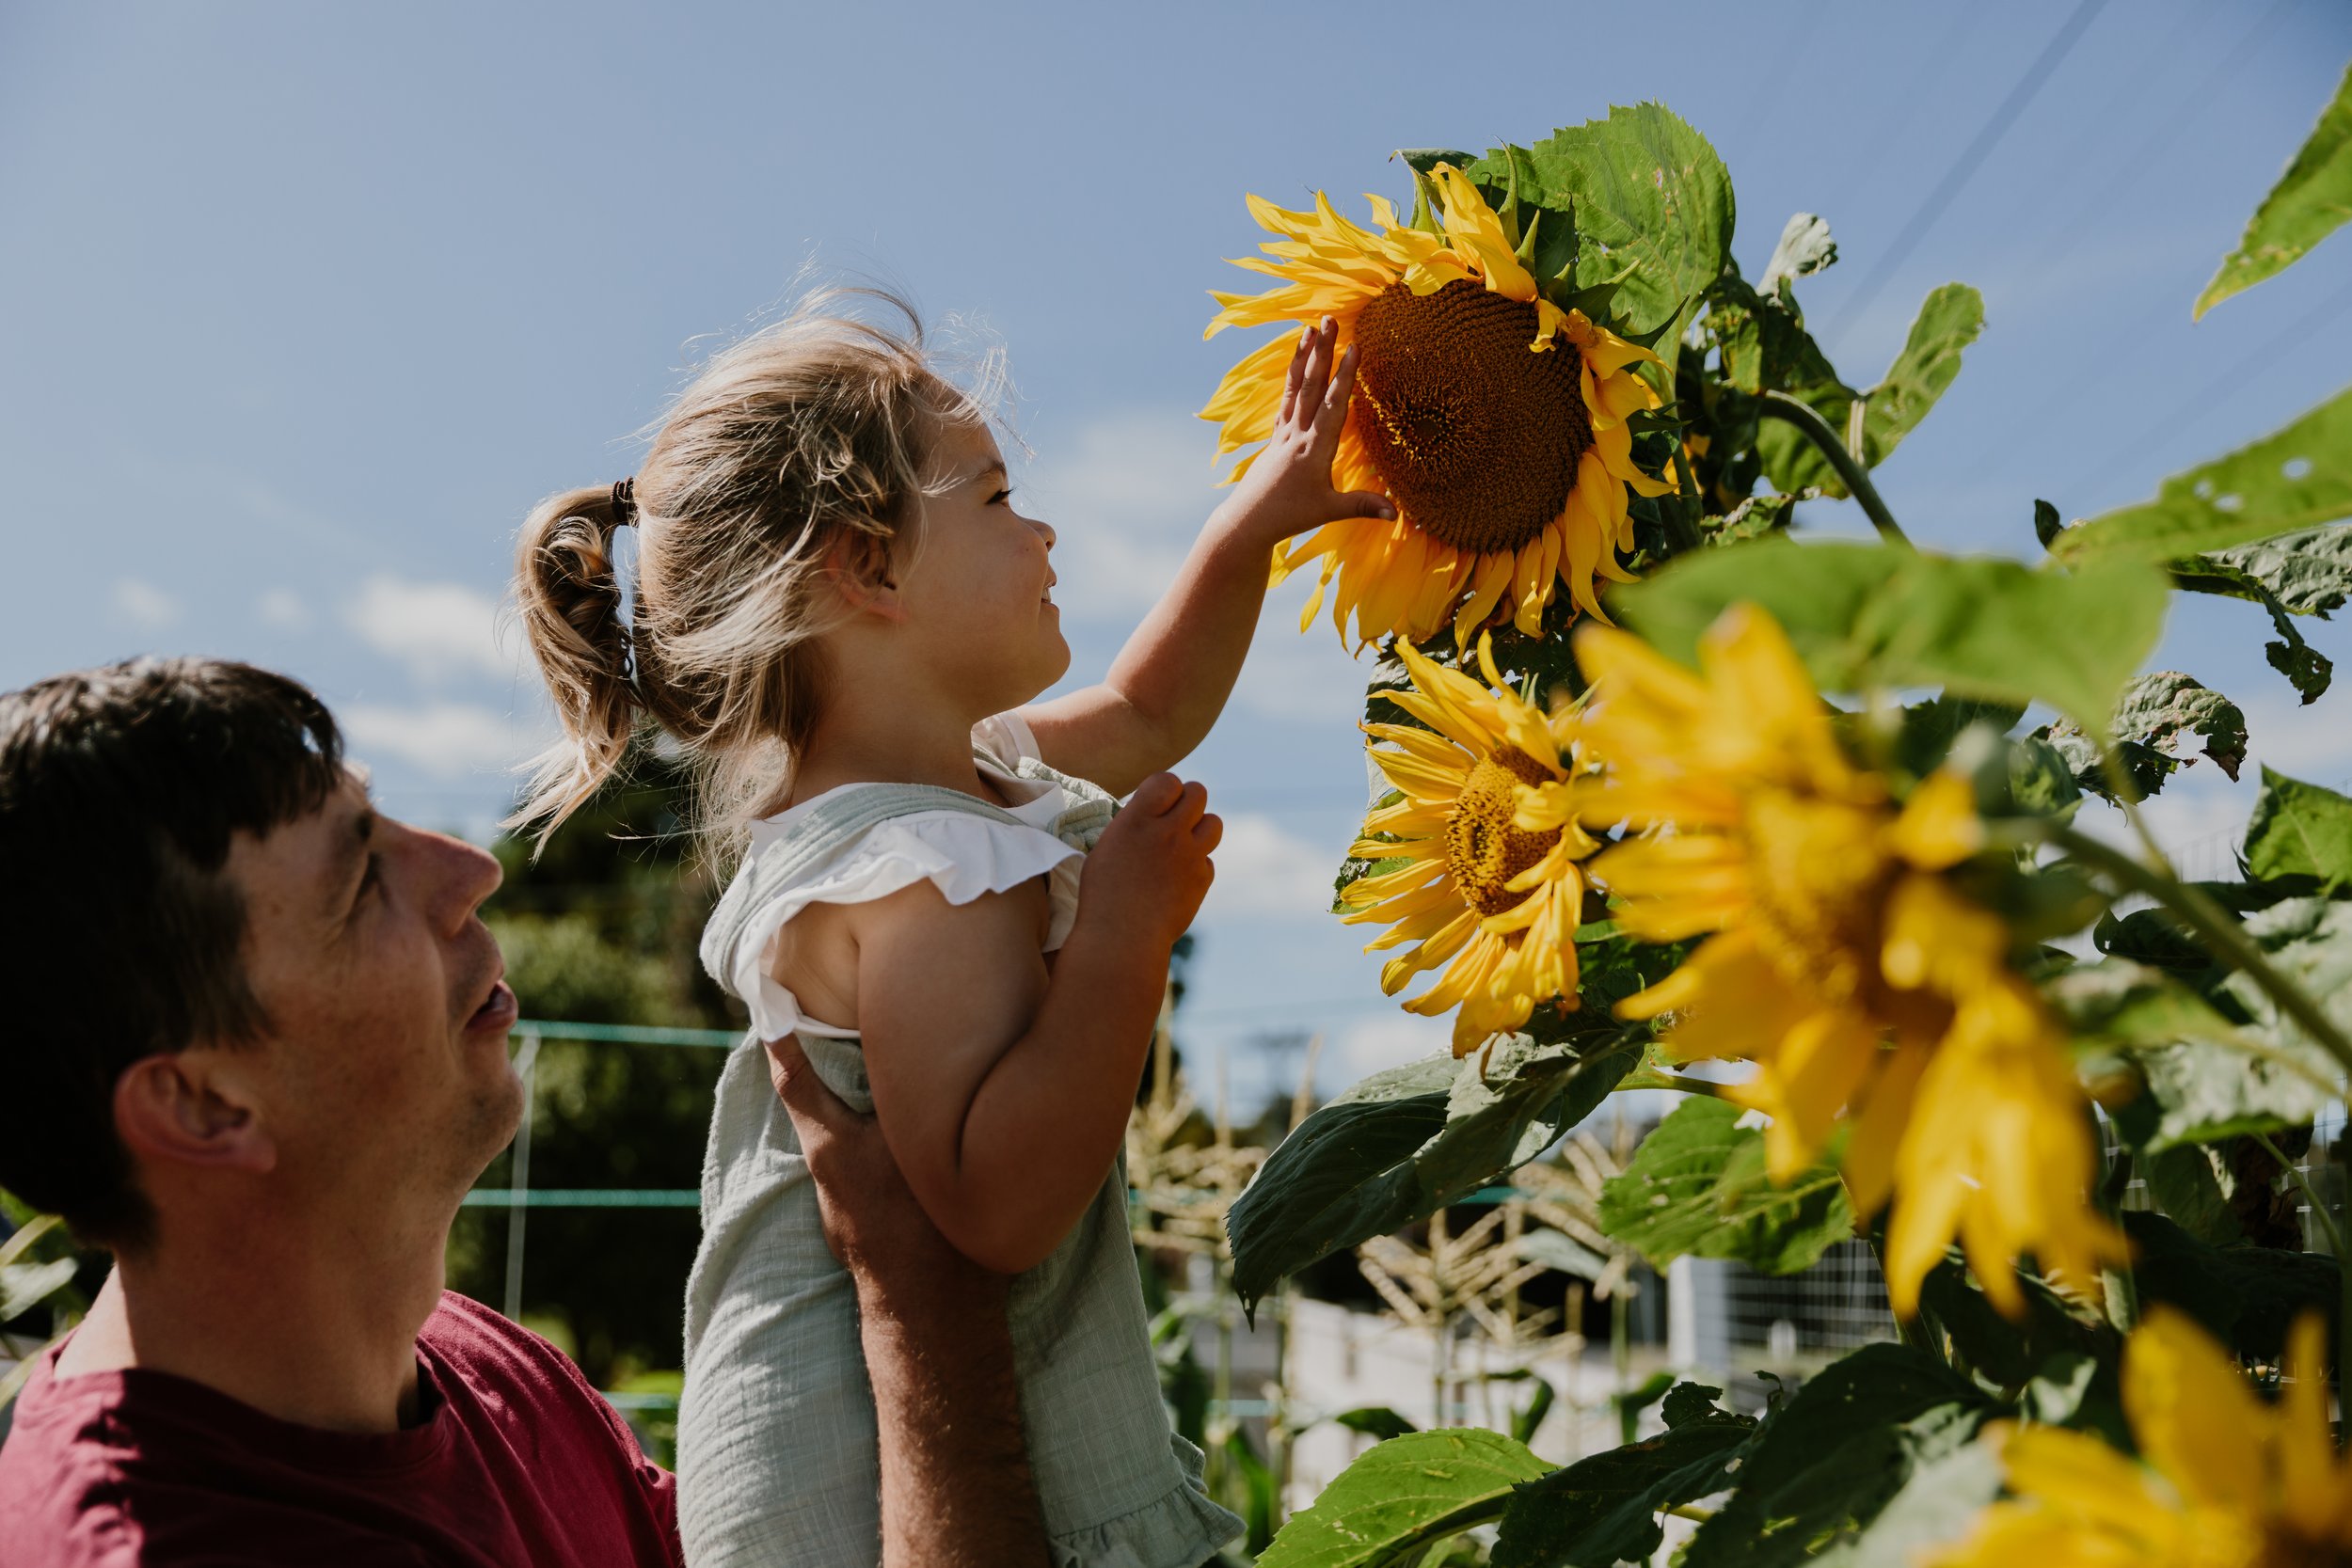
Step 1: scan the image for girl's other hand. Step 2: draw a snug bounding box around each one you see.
[1209,317,1396,549]
[1075,773,1221,955]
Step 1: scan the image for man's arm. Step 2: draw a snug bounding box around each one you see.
[765,1036,1050,1568]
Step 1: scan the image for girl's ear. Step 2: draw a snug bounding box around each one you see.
[821,531,906,623]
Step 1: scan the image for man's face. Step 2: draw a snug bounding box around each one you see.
[223,770,522,1221]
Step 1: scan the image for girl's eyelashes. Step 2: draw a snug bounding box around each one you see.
[989,487,1014,507]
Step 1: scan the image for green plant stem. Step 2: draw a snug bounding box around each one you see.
[1665,1503,1718,1524]
[1757,390,1912,547]
[2048,826,2352,1080]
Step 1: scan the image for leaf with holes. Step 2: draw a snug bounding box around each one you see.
[2035,672,2249,801]
[1759,212,1836,294]
[1255,1428,1554,1568]
[1597,1096,1853,1275]
[1754,284,1981,497]
[2196,61,2352,317]
[2053,385,2352,563]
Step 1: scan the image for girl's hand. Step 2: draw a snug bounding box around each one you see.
[1075,773,1221,956]
[1209,317,1396,549]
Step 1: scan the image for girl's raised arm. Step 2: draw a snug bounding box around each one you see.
[1020,320,1392,798]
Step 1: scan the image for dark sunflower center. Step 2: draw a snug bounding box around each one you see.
[1445,748,1561,918]
[1350,279,1593,558]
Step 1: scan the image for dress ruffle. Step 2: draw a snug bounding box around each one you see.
[731,812,1083,1043]
[1046,1433,1242,1568]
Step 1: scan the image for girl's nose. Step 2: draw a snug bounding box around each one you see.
[1030,516,1057,550]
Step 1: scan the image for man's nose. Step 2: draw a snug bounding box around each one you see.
[420,828,503,933]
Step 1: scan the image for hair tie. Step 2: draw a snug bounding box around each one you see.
[611,477,638,524]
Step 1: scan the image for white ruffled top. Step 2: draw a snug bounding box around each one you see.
[730,712,1085,1044]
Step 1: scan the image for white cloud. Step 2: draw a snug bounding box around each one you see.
[1023,410,1223,620]
[1201,811,1338,920]
[112,578,179,629]
[341,701,531,779]
[346,576,512,682]
[1230,597,1387,723]
[258,587,310,631]
[1331,1011,1453,1085]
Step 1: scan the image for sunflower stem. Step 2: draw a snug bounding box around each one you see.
[2047,825,2352,1080]
[1758,390,1912,548]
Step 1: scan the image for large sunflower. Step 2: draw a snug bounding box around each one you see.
[1933,1308,2349,1567]
[1340,636,1600,1057]
[1200,165,1675,650]
[1534,605,2128,1317]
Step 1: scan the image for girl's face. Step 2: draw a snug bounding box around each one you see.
[894,419,1069,713]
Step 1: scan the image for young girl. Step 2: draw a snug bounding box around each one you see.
[513,293,1390,1567]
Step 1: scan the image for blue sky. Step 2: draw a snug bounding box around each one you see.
[6,1,2350,1105]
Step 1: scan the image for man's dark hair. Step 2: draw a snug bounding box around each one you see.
[0,657,343,1250]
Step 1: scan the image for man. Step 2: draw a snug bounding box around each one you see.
[0,657,1047,1565]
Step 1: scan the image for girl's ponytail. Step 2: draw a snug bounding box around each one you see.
[511,483,638,846]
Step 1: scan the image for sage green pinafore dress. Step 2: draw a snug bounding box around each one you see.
[676,716,1239,1568]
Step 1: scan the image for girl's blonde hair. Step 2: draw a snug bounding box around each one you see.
[511,289,999,849]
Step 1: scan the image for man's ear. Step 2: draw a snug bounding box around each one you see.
[821,531,906,623]
[113,1050,277,1176]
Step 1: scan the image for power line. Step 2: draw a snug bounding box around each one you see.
[1982,0,2302,465]
[2026,0,2296,283]
[2064,272,2352,502]
[1827,0,2111,355]
[1818,5,1983,232]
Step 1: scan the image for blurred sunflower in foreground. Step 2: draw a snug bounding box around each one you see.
[1933,1308,2350,1567]
[1200,165,1674,651]
[1521,603,2128,1316]
[1341,637,1600,1057]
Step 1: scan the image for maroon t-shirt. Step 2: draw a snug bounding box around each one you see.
[0,1291,683,1567]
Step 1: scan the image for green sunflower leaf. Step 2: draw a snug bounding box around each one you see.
[1227,1031,1645,1313]
[1752,283,1982,497]
[2051,384,2352,563]
[2123,1211,2340,1364]
[2033,672,2249,801]
[1613,540,2170,742]
[1490,1385,1757,1568]
[2194,61,2352,318]
[2245,768,2352,894]
[1596,1095,1852,1275]
[1475,103,1736,338]
[1255,1428,1553,1568]
[1802,1436,2004,1568]
[1860,282,1984,463]
[1682,1345,1991,1568]
[2167,528,2352,705]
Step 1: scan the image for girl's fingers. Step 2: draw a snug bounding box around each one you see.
[1279,325,1310,426]
[1311,343,1360,455]
[1296,328,1330,420]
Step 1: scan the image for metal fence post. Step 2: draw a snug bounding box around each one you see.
[502,1028,542,1323]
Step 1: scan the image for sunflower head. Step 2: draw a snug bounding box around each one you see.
[1339,635,1600,1058]
[1933,1309,2352,1567]
[1565,604,2126,1316]
[1201,166,1674,652]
